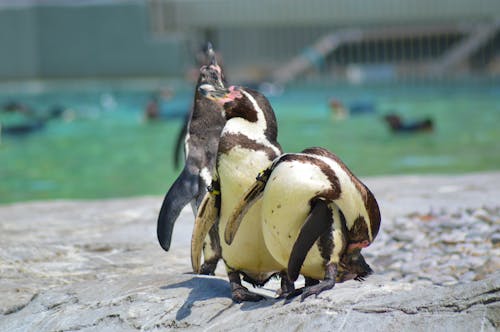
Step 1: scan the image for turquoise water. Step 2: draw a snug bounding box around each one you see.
[1,80,499,204]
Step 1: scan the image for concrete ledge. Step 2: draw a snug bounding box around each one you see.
[1,172,499,331]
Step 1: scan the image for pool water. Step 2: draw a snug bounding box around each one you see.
[1,80,499,204]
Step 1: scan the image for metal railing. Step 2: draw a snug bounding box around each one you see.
[148,0,500,82]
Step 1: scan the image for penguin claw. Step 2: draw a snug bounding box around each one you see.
[231,284,265,303]
[355,275,366,282]
[284,288,304,300]
[282,277,322,301]
[299,280,336,302]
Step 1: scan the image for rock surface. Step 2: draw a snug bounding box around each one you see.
[1,172,500,331]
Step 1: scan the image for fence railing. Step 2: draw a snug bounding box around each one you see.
[148,0,500,82]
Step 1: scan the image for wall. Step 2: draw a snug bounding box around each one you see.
[160,0,500,29]
[0,1,187,80]
[0,7,38,78]
[1,0,499,81]
[155,0,500,77]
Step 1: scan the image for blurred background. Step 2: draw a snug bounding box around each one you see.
[0,0,499,204]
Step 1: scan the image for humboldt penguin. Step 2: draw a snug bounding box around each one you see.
[157,43,226,274]
[191,82,290,302]
[225,147,381,300]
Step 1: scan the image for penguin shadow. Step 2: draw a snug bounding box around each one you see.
[161,275,231,320]
[239,289,277,312]
[161,275,278,320]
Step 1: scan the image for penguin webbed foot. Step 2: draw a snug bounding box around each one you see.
[231,283,265,303]
[228,271,265,303]
[299,279,335,302]
[283,277,319,300]
[276,271,295,298]
[287,265,337,302]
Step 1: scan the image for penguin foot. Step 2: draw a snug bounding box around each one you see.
[231,283,265,303]
[285,267,337,302]
[284,280,334,301]
[299,279,335,301]
[284,288,303,300]
[283,281,318,300]
[305,277,320,287]
[300,264,337,301]
[276,272,295,298]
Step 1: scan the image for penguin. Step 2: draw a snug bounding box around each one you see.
[157,43,226,275]
[383,113,434,133]
[191,82,291,302]
[225,147,381,301]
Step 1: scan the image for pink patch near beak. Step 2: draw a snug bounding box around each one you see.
[217,86,242,104]
[348,240,370,251]
[209,64,222,74]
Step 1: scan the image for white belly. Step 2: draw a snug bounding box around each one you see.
[218,147,282,280]
[261,161,340,280]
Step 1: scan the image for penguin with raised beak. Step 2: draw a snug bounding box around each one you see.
[157,43,226,275]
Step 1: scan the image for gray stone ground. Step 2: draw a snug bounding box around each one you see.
[1,172,499,331]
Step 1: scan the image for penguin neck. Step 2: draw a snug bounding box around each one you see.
[222,89,280,154]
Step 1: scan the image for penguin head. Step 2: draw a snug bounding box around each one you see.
[199,84,263,123]
[338,248,373,282]
[197,42,226,90]
[198,64,225,90]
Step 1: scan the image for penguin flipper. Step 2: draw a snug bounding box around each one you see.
[288,199,332,282]
[157,167,199,252]
[224,170,270,245]
[191,191,220,273]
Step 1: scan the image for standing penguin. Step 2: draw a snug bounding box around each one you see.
[191,82,291,302]
[225,147,381,300]
[157,43,226,274]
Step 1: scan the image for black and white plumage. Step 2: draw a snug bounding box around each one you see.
[191,83,285,302]
[157,43,226,274]
[225,147,381,300]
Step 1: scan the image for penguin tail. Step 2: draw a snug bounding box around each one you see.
[157,167,199,251]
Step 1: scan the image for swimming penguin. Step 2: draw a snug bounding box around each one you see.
[383,113,434,133]
[191,82,290,302]
[157,43,226,274]
[225,147,381,301]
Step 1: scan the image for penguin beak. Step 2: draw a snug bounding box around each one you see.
[338,249,373,282]
[205,41,218,66]
[198,42,225,90]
